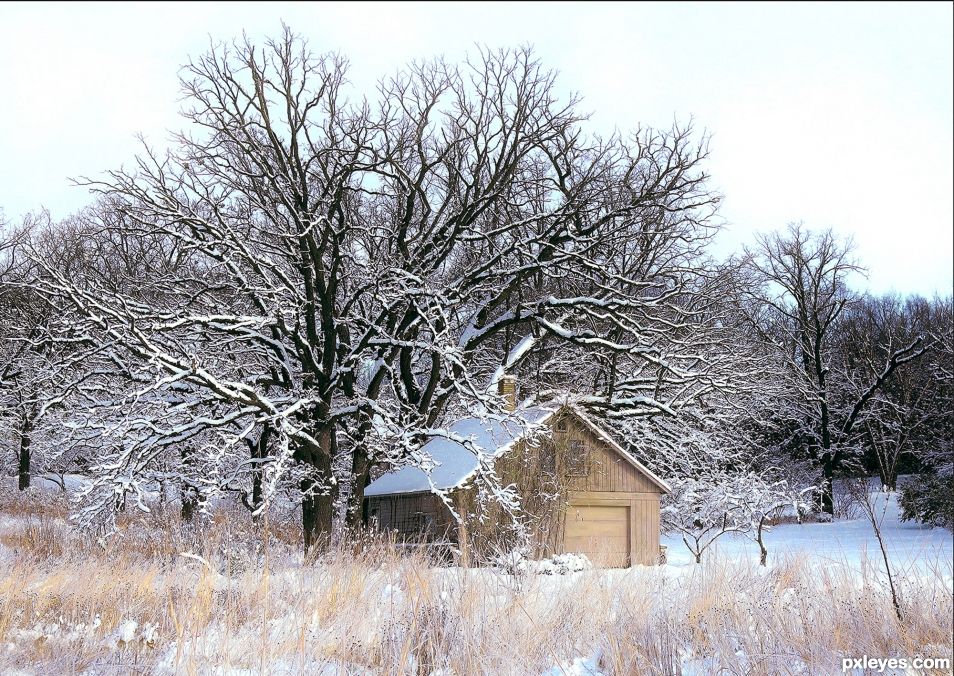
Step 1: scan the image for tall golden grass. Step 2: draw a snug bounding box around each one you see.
[0,492,951,675]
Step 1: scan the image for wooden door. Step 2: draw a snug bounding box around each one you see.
[563,504,630,567]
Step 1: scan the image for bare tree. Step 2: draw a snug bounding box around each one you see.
[0,213,68,491]
[744,480,815,566]
[740,224,931,514]
[838,294,950,491]
[32,29,732,548]
[898,298,954,529]
[662,470,753,565]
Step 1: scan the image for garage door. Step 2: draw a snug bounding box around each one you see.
[563,505,630,567]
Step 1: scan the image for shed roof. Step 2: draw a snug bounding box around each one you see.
[364,406,556,497]
[364,403,670,497]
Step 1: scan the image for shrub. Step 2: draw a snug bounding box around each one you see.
[899,472,954,530]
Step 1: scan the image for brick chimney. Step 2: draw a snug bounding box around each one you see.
[498,374,517,412]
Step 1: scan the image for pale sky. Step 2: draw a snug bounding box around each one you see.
[1,2,951,296]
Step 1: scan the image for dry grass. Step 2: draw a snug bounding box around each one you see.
[0,493,951,675]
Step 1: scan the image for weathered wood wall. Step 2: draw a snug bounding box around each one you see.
[364,409,665,566]
[541,413,663,566]
[365,492,457,542]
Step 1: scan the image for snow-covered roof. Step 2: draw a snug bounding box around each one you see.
[364,406,556,496]
[364,403,671,497]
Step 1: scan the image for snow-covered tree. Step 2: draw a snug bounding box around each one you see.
[31,30,734,547]
[662,471,751,564]
[0,213,82,490]
[663,462,815,566]
[741,477,815,566]
[899,304,954,529]
[738,224,932,514]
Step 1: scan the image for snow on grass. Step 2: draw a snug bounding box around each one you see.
[543,653,603,675]
[0,477,950,674]
[493,550,593,576]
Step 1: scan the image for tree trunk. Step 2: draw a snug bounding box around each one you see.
[757,516,768,566]
[346,450,370,529]
[246,425,269,523]
[181,489,196,522]
[869,426,899,493]
[251,463,264,516]
[820,456,835,515]
[17,418,32,491]
[810,331,836,516]
[878,465,897,492]
[301,477,335,551]
[301,482,318,551]
[180,446,197,522]
[300,427,336,552]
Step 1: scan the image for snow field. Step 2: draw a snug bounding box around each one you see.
[0,481,950,674]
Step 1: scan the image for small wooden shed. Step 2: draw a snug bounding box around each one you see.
[364,399,670,567]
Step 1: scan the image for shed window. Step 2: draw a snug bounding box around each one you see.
[564,439,587,476]
[541,446,556,475]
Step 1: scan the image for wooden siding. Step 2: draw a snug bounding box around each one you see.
[546,415,661,494]
[512,414,663,566]
[631,493,661,566]
[366,492,457,541]
[563,437,659,493]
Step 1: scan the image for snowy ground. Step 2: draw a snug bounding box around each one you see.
[662,485,953,573]
[25,474,951,571]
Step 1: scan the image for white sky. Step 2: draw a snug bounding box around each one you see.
[1,2,951,296]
